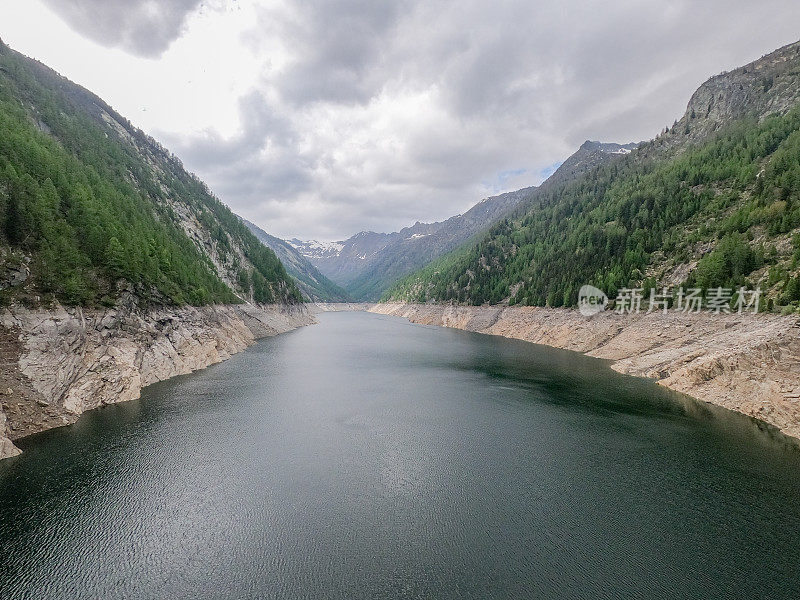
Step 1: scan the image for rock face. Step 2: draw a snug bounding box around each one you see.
[242,219,349,302]
[664,40,800,149]
[370,303,800,441]
[0,303,314,458]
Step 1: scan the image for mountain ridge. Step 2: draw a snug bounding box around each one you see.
[384,39,800,310]
[289,139,639,301]
[0,39,302,307]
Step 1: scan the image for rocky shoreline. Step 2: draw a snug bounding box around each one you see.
[5,300,798,459]
[309,302,369,313]
[369,303,800,441]
[0,301,314,459]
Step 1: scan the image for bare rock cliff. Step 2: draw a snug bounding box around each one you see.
[0,303,313,458]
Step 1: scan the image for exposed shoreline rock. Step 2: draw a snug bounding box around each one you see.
[368,303,800,441]
[309,302,371,313]
[5,300,797,458]
[0,302,314,459]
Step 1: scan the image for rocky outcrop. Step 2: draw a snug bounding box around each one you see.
[0,411,20,459]
[369,303,800,440]
[0,302,314,458]
[668,40,800,148]
[310,302,374,313]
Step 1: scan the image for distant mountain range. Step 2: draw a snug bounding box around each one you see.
[286,142,639,300]
[242,220,349,302]
[385,39,800,310]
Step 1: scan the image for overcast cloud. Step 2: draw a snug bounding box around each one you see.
[40,0,204,58]
[5,1,800,240]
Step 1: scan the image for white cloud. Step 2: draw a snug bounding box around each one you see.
[4,0,800,240]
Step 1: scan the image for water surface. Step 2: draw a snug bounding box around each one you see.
[1,311,799,599]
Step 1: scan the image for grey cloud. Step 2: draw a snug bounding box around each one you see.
[162,91,314,224]
[258,0,411,105]
[174,91,298,167]
[156,0,800,240]
[42,0,203,57]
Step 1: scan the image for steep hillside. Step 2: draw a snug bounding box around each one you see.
[292,141,638,301]
[243,219,349,302]
[385,40,800,311]
[0,38,301,307]
[343,187,536,300]
[289,230,403,287]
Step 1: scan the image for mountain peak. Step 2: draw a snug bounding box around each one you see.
[671,38,800,144]
[580,140,639,154]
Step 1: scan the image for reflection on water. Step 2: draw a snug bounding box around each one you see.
[1,311,799,599]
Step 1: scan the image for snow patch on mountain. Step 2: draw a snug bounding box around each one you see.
[288,238,345,258]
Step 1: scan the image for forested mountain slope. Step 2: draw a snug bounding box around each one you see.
[343,142,641,301]
[385,40,800,311]
[0,38,301,307]
[290,141,639,301]
[341,186,535,300]
[242,219,349,302]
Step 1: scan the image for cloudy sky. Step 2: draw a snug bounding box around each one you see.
[4,1,800,241]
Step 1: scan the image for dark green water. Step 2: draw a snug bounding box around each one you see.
[1,311,799,599]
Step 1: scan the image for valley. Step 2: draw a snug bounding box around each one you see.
[287,142,640,301]
[4,37,800,457]
[2,5,800,598]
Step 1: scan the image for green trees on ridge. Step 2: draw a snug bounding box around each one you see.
[385,108,800,310]
[0,42,301,306]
